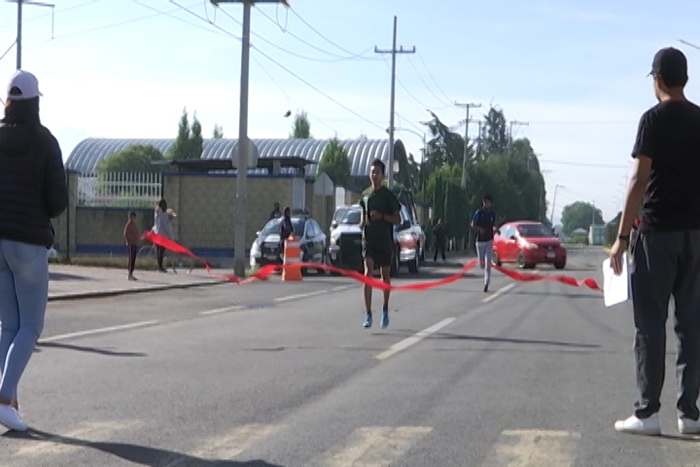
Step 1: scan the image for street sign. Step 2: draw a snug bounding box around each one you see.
[231,138,259,169]
[314,172,334,196]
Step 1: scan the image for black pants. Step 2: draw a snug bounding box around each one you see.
[632,230,700,420]
[127,245,138,275]
[434,241,446,261]
[156,245,166,270]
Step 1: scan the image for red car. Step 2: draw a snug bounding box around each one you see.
[492,221,566,270]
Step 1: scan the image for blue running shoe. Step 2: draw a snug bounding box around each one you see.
[363,313,373,328]
[381,310,389,329]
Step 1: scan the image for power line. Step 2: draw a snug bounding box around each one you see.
[415,52,454,105]
[406,54,452,107]
[0,0,99,30]
[380,56,431,110]
[22,1,205,49]
[254,6,377,61]
[288,7,365,57]
[132,0,223,36]
[214,4,374,63]
[250,53,339,134]
[169,1,385,132]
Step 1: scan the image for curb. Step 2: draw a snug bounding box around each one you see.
[48,280,224,302]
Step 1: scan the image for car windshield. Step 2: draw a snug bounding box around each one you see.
[260,218,282,236]
[517,224,554,238]
[333,208,348,222]
[260,218,306,237]
[341,210,362,225]
[292,219,305,237]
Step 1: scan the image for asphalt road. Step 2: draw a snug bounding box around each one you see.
[2,247,697,467]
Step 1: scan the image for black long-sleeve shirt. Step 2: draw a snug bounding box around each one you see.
[0,122,68,247]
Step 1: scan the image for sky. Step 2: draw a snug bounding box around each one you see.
[1,0,699,225]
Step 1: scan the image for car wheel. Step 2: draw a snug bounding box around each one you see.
[517,253,534,269]
[492,251,502,267]
[554,260,566,270]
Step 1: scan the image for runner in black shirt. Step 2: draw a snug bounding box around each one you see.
[610,47,700,436]
[471,195,497,292]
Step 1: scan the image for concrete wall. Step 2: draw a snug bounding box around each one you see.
[57,172,433,263]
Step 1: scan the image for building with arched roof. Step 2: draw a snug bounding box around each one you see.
[66,137,412,184]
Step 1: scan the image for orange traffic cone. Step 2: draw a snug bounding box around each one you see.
[282,234,303,281]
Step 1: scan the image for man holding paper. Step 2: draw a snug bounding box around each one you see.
[609,47,700,436]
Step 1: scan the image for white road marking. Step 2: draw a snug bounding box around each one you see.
[375,318,456,361]
[275,290,329,303]
[481,429,581,467]
[40,320,159,343]
[331,286,351,292]
[482,283,516,303]
[178,424,283,464]
[199,305,245,316]
[12,420,141,458]
[318,426,432,467]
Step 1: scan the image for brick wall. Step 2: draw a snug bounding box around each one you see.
[162,173,295,253]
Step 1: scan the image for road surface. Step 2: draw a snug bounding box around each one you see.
[1,247,695,467]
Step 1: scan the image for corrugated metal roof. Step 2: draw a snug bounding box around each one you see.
[66,138,408,177]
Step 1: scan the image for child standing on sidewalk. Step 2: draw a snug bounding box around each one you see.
[123,212,140,281]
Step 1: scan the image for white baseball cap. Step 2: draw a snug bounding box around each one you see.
[7,70,42,100]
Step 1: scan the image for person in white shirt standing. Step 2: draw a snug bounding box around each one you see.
[153,198,174,273]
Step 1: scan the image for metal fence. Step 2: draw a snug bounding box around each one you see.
[78,172,162,207]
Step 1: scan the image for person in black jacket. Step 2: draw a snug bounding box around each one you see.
[432,218,446,262]
[0,71,67,431]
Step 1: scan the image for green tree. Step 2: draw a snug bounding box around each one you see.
[480,107,509,158]
[168,108,204,160]
[561,201,605,235]
[290,111,311,139]
[190,113,204,159]
[318,137,351,186]
[96,144,165,174]
[213,124,224,139]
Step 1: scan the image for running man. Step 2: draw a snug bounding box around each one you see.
[471,195,497,293]
[359,159,401,329]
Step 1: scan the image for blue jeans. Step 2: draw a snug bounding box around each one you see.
[0,240,49,401]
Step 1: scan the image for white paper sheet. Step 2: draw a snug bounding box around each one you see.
[602,253,630,307]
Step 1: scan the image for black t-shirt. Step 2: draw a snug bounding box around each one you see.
[360,186,401,247]
[472,208,496,241]
[632,100,700,232]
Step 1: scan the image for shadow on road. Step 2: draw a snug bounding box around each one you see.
[506,291,600,299]
[49,272,89,281]
[4,429,285,467]
[35,342,147,357]
[430,332,601,349]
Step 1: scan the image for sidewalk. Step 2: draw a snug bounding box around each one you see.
[48,265,225,301]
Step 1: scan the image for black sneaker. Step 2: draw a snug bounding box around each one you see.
[483,284,489,293]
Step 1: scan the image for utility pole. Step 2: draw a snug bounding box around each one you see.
[10,0,55,70]
[550,183,565,226]
[539,169,552,222]
[375,16,415,189]
[455,102,481,188]
[212,0,288,278]
[509,120,529,159]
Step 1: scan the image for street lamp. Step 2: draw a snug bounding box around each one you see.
[550,183,565,226]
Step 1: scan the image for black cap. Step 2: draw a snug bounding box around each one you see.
[650,47,688,87]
